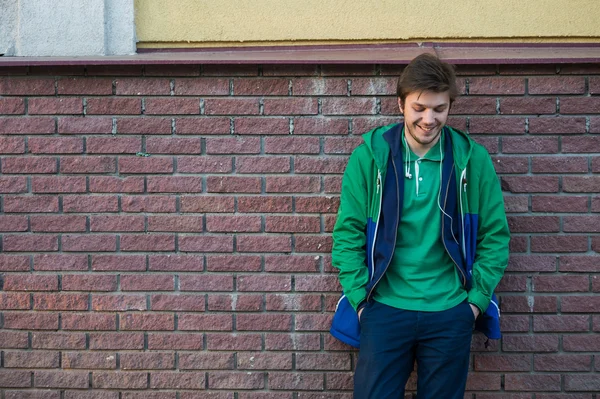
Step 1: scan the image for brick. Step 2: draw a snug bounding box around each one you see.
[32,176,86,193]
[529,116,586,134]
[0,215,28,231]
[324,136,362,154]
[177,156,232,173]
[533,315,589,332]
[237,156,290,173]
[180,275,234,292]
[63,195,118,213]
[30,215,87,232]
[469,117,526,134]
[120,352,174,370]
[565,375,600,392]
[145,137,202,154]
[268,372,324,390]
[29,137,83,154]
[560,256,600,272]
[4,312,58,330]
[148,255,203,272]
[263,98,318,115]
[3,235,59,252]
[473,354,531,371]
[62,313,117,331]
[89,332,144,350]
[0,136,25,153]
[206,137,260,154]
[591,76,600,94]
[3,273,57,291]
[118,156,173,174]
[469,77,525,95]
[265,176,320,193]
[528,76,585,94]
[500,97,556,115]
[237,352,292,370]
[58,117,113,134]
[237,314,291,331]
[379,97,401,116]
[263,65,318,76]
[265,216,320,233]
[5,351,59,368]
[57,78,112,95]
[34,371,89,389]
[352,117,400,135]
[32,254,86,272]
[237,196,293,213]
[120,313,175,331]
[62,234,116,252]
[266,294,321,312]
[264,255,320,273]
[265,333,320,351]
[180,195,234,213]
[534,354,592,371]
[86,136,141,154]
[61,274,117,291]
[115,78,170,95]
[532,156,587,173]
[179,235,234,253]
[32,332,86,350]
[295,314,335,332]
[145,97,200,115]
[206,176,261,193]
[324,175,342,193]
[117,117,172,134]
[60,156,116,173]
[120,274,174,291]
[0,97,25,114]
[564,216,600,232]
[563,176,600,192]
[562,296,600,312]
[531,236,588,252]
[122,393,175,399]
[0,78,55,95]
[150,371,205,389]
[178,314,233,331]
[91,255,146,271]
[507,255,556,272]
[507,216,559,233]
[296,353,351,371]
[148,333,203,350]
[502,335,559,352]
[0,117,55,134]
[62,352,117,370]
[92,294,146,311]
[294,118,349,135]
[205,255,261,272]
[501,176,558,193]
[6,391,63,399]
[0,370,31,388]
[236,235,291,253]
[350,77,395,95]
[501,295,557,313]
[233,78,288,95]
[238,275,291,292]
[208,294,262,312]
[322,98,377,115]
[563,334,600,351]
[208,372,264,389]
[33,293,88,311]
[147,176,202,193]
[491,156,528,174]
[28,98,83,115]
[0,292,30,309]
[563,136,600,153]
[150,294,205,311]
[294,156,348,174]
[265,137,320,154]
[86,98,141,115]
[121,195,177,212]
[449,96,496,115]
[470,135,498,154]
[504,374,561,392]
[205,98,259,115]
[206,215,261,232]
[0,255,30,272]
[296,275,340,292]
[234,117,289,135]
[0,331,29,348]
[176,117,231,134]
[559,97,600,114]
[532,195,586,213]
[174,78,229,95]
[92,372,147,389]
[292,78,347,96]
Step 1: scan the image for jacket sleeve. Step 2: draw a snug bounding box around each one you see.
[468,152,511,313]
[332,147,371,311]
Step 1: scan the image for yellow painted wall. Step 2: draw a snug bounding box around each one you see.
[134,0,600,47]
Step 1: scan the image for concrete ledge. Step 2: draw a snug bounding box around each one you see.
[1,43,600,65]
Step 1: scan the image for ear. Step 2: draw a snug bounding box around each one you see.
[397,98,404,114]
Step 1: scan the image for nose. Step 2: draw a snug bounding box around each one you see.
[422,109,435,125]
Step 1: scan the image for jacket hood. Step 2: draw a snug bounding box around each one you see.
[362,123,474,170]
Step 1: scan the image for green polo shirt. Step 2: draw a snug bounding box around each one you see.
[373,134,467,311]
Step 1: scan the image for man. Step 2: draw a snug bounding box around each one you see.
[330,54,510,398]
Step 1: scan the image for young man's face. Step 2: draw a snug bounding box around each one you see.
[398,90,450,155]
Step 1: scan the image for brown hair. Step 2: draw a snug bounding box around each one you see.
[397,53,459,107]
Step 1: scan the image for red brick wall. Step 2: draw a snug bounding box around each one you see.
[0,63,599,398]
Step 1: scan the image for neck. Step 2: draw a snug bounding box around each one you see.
[403,128,441,158]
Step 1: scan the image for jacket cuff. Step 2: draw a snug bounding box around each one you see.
[468,290,490,314]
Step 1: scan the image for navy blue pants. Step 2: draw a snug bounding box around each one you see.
[354,300,474,399]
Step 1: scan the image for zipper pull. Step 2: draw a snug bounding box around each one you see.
[376,171,381,194]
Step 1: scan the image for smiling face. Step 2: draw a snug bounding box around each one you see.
[398,90,450,157]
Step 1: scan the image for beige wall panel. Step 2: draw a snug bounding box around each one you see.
[135,0,600,45]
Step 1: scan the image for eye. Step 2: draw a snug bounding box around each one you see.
[435,106,447,112]
[413,107,425,112]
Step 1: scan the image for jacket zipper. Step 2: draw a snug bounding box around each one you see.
[370,170,383,280]
[367,157,400,301]
[442,164,467,286]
